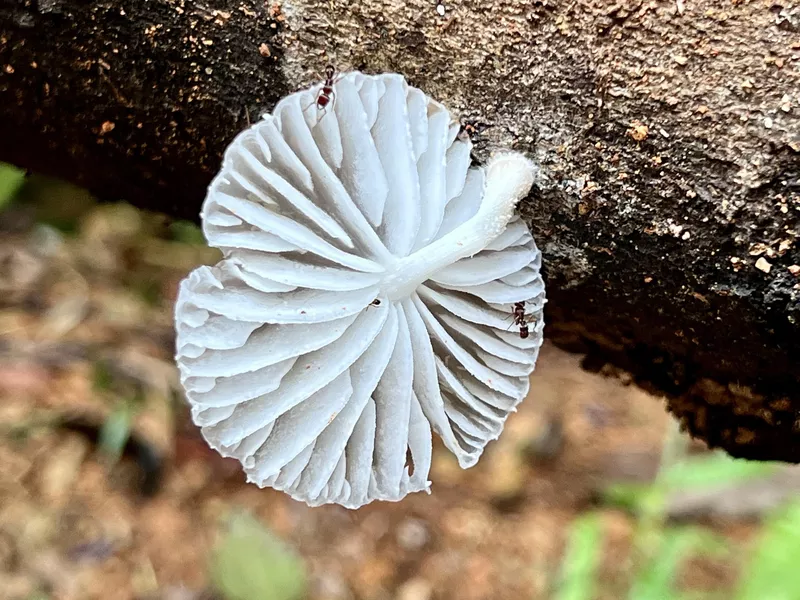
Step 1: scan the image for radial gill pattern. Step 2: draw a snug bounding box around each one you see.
[174,72,545,508]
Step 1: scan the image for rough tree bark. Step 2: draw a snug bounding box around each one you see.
[1,0,798,461]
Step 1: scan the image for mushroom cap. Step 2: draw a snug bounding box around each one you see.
[175,71,545,508]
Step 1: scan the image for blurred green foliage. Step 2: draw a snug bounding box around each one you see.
[555,513,603,600]
[98,402,135,463]
[168,219,206,245]
[558,421,796,600]
[21,174,97,233]
[735,502,800,600]
[658,453,777,492]
[211,511,307,600]
[603,453,777,515]
[0,161,98,232]
[0,162,26,209]
[628,526,729,600]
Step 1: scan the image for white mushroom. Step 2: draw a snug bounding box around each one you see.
[174,71,545,508]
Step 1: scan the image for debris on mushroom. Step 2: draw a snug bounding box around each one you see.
[174,71,546,508]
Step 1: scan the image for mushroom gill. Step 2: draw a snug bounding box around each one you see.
[174,71,545,508]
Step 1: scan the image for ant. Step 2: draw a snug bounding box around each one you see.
[306,65,338,119]
[367,298,382,310]
[511,301,529,339]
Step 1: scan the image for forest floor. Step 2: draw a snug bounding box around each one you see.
[0,180,780,600]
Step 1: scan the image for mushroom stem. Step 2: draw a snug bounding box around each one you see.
[383,153,536,301]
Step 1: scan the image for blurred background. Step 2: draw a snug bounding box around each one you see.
[0,161,799,600]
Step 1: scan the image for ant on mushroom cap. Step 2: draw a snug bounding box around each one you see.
[305,65,339,119]
[511,301,529,339]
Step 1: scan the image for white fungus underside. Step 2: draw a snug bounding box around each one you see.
[175,72,545,509]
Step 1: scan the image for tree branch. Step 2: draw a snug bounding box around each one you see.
[2,0,799,460]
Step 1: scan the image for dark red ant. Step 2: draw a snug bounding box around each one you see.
[309,65,338,118]
[367,298,381,310]
[511,301,529,339]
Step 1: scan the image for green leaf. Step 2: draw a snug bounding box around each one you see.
[211,511,307,600]
[629,527,722,600]
[604,453,778,515]
[98,404,133,462]
[658,453,778,491]
[169,219,206,245]
[602,482,661,514]
[555,513,604,600]
[0,162,26,209]
[735,502,800,600]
